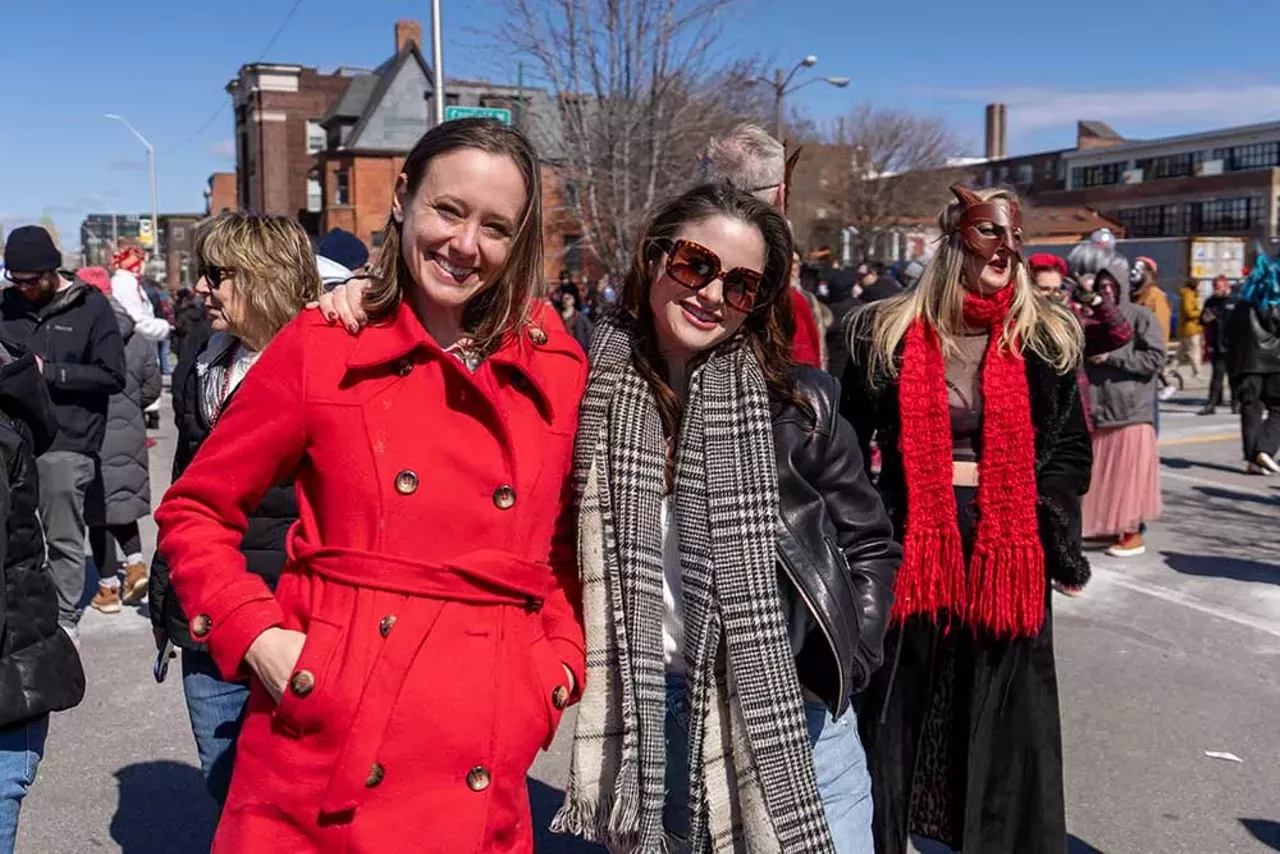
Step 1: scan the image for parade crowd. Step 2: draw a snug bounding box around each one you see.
[0,117,1278,854]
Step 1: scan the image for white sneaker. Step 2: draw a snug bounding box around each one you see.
[1246,461,1274,477]
[1257,452,1280,475]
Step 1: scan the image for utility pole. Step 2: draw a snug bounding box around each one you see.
[105,114,158,268]
[430,0,445,126]
[756,58,849,143]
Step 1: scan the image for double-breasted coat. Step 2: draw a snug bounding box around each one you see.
[155,300,588,853]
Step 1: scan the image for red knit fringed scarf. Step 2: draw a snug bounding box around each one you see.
[895,286,1045,638]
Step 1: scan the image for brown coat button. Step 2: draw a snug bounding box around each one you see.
[379,614,397,638]
[528,326,548,345]
[395,358,413,377]
[289,669,316,697]
[190,614,212,638]
[466,766,491,791]
[395,471,419,495]
[365,763,385,788]
[552,685,570,710]
[492,486,516,510]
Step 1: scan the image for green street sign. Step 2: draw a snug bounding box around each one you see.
[443,106,512,125]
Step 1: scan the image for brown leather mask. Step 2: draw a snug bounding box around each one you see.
[950,185,1023,263]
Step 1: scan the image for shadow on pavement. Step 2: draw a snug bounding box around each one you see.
[111,760,217,853]
[529,778,606,853]
[1160,455,1245,476]
[1192,484,1280,507]
[1163,552,1280,585]
[1241,818,1280,851]
[1068,834,1105,853]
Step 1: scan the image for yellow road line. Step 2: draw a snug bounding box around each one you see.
[1158,433,1236,447]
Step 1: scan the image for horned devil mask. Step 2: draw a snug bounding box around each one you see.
[950,185,1023,264]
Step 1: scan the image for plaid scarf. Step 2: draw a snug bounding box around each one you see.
[894,286,1046,638]
[552,316,833,854]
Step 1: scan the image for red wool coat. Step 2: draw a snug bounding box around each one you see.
[155,300,587,854]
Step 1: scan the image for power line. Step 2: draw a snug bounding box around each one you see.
[160,0,307,154]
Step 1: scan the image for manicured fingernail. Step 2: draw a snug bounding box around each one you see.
[347,323,359,334]
[325,313,336,324]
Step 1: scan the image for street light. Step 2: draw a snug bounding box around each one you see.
[756,57,850,141]
[105,113,159,264]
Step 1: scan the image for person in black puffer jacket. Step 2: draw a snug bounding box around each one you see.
[0,343,86,846]
[148,212,319,806]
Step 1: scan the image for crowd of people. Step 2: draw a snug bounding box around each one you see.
[0,116,1276,854]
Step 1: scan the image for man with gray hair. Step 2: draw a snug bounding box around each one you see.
[701,122,788,212]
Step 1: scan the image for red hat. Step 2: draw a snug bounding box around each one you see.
[111,245,145,275]
[76,266,112,295]
[1027,253,1068,277]
[1134,256,1159,276]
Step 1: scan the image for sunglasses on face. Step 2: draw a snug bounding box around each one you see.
[660,239,764,314]
[197,264,233,289]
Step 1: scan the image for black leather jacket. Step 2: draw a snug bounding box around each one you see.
[774,366,901,718]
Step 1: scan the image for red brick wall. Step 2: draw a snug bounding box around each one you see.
[208,172,238,214]
[320,154,404,253]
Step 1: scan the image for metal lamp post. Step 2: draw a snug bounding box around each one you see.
[430,0,445,125]
[757,57,850,141]
[105,114,159,263]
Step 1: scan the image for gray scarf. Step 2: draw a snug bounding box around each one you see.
[552,315,833,854]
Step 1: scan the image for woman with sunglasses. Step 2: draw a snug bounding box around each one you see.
[551,183,900,854]
[841,187,1092,854]
[155,119,586,853]
[148,211,319,806]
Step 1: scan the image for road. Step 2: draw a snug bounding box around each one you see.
[16,385,1280,854]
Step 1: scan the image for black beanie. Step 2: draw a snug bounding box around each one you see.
[4,226,61,273]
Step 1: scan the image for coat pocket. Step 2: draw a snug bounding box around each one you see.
[527,634,570,750]
[272,616,343,738]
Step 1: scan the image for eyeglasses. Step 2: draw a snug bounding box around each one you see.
[4,271,48,288]
[197,264,233,288]
[660,239,764,314]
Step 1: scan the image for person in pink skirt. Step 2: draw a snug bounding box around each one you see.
[1075,249,1165,556]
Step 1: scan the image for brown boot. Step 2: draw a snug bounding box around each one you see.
[122,562,149,605]
[91,582,122,614]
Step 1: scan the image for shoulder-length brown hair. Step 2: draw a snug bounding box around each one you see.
[193,212,321,348]
[363,118,543,355]
[621,182,802,448]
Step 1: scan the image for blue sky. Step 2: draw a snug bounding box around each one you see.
[2,0,1276,249]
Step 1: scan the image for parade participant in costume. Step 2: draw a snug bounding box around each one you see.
[1073,249,1164,556]
[1130,256,1172,347]
[841,186,1092,854]
[551,183,899,854]
[1226,254,1280,474]
[148,213,318,805]
[156,119,586,853]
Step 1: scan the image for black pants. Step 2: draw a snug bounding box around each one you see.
[1236,373,1280,460]
[89,522,142,580]
[1208,357,1233,409]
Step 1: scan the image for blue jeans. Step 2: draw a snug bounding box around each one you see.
[0,716,48,854]
[181,650,250,806]
[663,673,873,853]
[157,339,172,375]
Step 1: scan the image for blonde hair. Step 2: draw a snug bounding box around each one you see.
[363,119,543,356]
[194,212,321,347]
[854,187,1082,377]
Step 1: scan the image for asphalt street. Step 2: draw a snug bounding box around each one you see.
[15,382,1280,854]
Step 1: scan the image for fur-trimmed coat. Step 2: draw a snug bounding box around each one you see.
[838,326,1092,854]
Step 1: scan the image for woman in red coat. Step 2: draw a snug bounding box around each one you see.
[155,119,587,853]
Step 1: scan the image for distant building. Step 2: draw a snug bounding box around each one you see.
[205,172,238,215]
[79,213,203,289]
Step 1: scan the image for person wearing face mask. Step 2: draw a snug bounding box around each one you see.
[146,213,318,808]
[1077,251,1165,556]
[550,183,899,854]
[840,186,1092,854]
[1130,256,1172,347]
[155,120,587,853]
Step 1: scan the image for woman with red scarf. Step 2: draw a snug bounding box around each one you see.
[840,186,1092,853]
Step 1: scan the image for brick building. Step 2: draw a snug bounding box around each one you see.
[79,213,203,289]
[205,172,238,215]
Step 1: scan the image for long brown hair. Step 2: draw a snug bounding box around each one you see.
[363,118,544,355]
[621,182,803,458]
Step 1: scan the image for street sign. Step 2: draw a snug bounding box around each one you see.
[139,217,154,248]
[443,106,512,125]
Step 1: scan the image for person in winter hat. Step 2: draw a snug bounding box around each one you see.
[0,226,126,635]
[109,245,171,344]
[0,340,87,847]
[317,228,369,273]
[75,268,161,613]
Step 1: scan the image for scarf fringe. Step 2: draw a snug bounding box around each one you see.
[968,540,1046,637]
[550,793,670,854]
[892,525,967,625]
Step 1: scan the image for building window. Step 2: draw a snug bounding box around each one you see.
[1116,204,1183,238]
[1133,151,1197,181]
[1071,161,1126,189]
[1189,197,1259,233]
[1043,158,1056,180]
[306,121,326,154]
[335,170,350,206]
[172,225,186,243]
[307,175,323,212]
[1212,141,1280,172]
[564,233,583,272]
[1017,163,1034,186]
[371,231,385,248]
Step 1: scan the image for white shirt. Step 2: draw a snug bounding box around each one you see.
[109,270,171,343]
[661,498,687,674]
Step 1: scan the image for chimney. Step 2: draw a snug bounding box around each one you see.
[984,103,1007,161]
[395,20,423,54]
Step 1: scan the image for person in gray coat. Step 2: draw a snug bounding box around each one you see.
[85,294,161,613]
[1077,252,1165,557]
